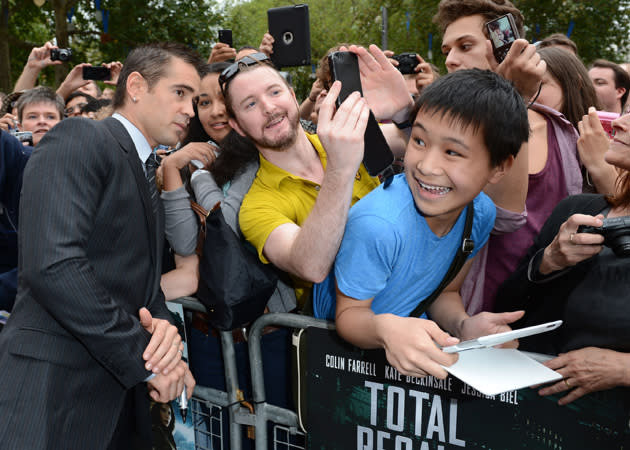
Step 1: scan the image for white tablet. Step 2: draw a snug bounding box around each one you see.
[442,320,562,354]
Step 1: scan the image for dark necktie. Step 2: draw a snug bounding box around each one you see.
[145,154,159,220]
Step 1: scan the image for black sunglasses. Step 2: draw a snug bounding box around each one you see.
[218,52,271,93]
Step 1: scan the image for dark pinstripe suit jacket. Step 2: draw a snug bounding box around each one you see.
[0,117,171,450]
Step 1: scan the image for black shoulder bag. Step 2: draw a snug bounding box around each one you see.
[191,201,278,331]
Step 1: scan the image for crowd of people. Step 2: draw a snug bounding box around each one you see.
[1,0,630,448]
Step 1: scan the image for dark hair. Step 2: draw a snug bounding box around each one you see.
[537,33,578,55]
[113,42,204,109]
[433,0,525,39]
[183,62,231,145]
[81,98,112,114]
[590,59,630,109]
[16,86,65,122]
[412,68,529,167]
[182,62,259,187]
[537,47,600,128]
[65,91,96,106]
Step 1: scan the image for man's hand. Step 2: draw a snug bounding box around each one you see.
[147,360,196,403]
[413,54,437,93]
[377,315,459,379]
[316,81,369,174]
[139,307,183,375]
[347,44,414,123]
[102,61,123,86]
[538,347,630,405]
[458,310,525,344]
[208,43,236,63]
[56,63,93,100]
[486,39,546,100]
[259,32,274,57]
[25,42,62,71]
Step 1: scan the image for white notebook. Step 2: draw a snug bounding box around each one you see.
[443,347,562,396]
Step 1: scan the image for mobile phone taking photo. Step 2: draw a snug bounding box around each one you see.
[218,29,233,48]
[596,110,619,138]
[328,51,394,178]
[485,13,520,63]
[82,66,111,81]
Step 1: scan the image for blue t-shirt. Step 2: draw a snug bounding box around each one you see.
[313,174,496,320]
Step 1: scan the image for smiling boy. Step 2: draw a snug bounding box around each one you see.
[313,69,529,378]
[15,86,64,146]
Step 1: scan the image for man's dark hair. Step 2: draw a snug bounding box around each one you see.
[537,33,578,55]
[412,68,529,167]
[537,47,600,128]
[65,91,96,106]
[113,42,204,109]
[16,86,65,122]
[433,0,525,39]
[590,59,630,109]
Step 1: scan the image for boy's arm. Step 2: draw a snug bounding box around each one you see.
[428,258,524,341]
[335,285,459,379]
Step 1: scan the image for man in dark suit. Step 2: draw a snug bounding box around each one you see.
[0,42,203,449]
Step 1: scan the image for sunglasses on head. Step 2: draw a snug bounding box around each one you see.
[218,52,271,93]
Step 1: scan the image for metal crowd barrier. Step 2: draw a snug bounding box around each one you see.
[171,297,334,450]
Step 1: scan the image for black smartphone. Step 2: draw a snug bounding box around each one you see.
[267,4,311,68]
[485,13,520,63]
[218,29,233,48]
[82,66,111,81]
[328,51,394,178]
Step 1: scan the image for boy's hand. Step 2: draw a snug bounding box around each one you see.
[376,314,459,379]
[459,310,525,346]
[347,44,414,124]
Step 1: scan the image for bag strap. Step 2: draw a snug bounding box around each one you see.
[190,201,221,255]
[409,201,475,318]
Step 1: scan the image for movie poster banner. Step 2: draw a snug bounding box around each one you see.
[304,327,630,450]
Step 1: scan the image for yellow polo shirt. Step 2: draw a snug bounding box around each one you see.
[239,133,380,308]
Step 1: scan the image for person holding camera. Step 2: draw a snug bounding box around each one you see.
[14,86,64,147]
[495,112,630,406]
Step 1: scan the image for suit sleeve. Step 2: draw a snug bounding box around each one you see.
[19,119,154,388]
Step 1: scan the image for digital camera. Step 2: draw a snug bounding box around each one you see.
[12,131,33,146]
[578,215,630,257]
[393,52,417,75]
[50,48,72,62]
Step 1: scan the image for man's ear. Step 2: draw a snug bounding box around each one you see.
[126,71,147,101]
[616,86,627,101]
[228,118,246,137]
[488,154,515,184]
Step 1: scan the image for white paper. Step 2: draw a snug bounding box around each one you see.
[443,347,562,396]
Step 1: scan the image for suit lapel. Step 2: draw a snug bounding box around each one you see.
[102,118,160,301]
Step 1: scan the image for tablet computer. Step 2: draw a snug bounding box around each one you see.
[267,4,311,68]
[442,320,562,353]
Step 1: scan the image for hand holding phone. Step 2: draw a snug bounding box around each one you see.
[328,51,394,177]
[596,110,619,138]
[485,13,520,63]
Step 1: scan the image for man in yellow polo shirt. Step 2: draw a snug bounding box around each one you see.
[220,46,413,309]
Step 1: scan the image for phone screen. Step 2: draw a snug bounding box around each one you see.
[486,13,520,62]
